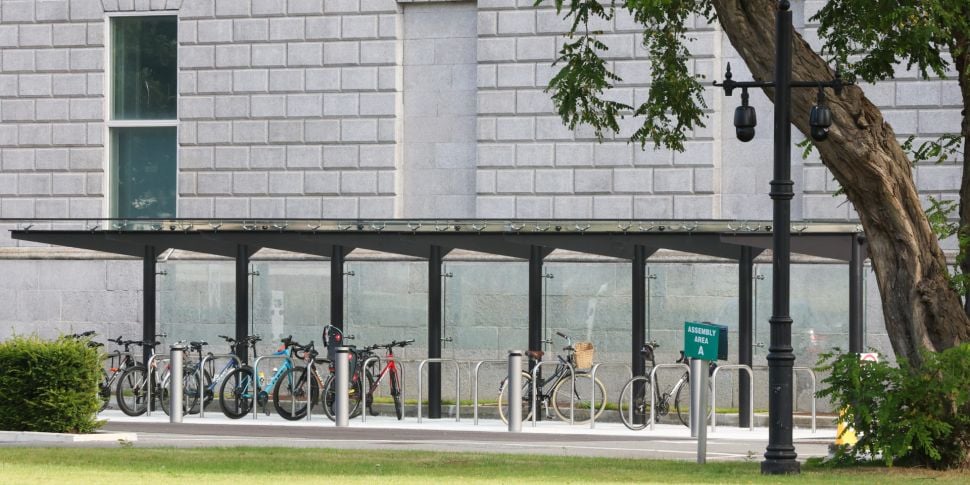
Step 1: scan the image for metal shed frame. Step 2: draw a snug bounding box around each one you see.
[10,218,867,424]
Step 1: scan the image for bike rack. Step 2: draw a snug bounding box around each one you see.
[251,354,293,420]
[588,362,633,429]
[750,365,817,433]
[648,363,689,431]
[710,364,754,432]
[531,360,575,427]
[145,353,170,417]
[416,358,461,423]
[472,359,527,425]
[196,353,241,418]
[793,366,817,433]
[358,355,406,423]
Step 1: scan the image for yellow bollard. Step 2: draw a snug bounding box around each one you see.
[835,408,857,446]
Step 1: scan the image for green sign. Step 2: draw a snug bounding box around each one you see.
[684,321,722,360]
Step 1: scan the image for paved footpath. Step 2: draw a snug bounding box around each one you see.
[4,410,834,462]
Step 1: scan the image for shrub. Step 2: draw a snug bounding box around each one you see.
[817,344,970,469]
[0,335,104,433]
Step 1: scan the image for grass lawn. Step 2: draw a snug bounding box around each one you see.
[0,447,965,484]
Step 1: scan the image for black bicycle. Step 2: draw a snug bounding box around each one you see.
[497,331,607,424]
[618,342,715,430]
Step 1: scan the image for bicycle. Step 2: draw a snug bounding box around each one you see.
[218,335,302,419]
[497,331,607,424]
[272,340,326,421]
[618,341,715,430]
[114,335,168,416]
[323,339,414,421]
[183,335,261,415]
[97,335,146,412]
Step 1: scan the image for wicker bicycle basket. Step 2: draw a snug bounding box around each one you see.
[573,341,595,369]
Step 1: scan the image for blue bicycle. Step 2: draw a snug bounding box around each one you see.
[182,335,261,414]
[218,336,302,419]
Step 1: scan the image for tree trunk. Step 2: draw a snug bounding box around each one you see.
[711,0,970,365]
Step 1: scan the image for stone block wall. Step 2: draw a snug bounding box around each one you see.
[0,0,963,226]
[176,0,400,219]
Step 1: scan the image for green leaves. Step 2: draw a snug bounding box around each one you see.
[538,0,714,151]
[0,335,104,434]
[816,345,970,468]
[548,35,631,140]
[812,0,970,83]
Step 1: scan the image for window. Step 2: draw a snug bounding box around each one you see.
[108,16,178,219]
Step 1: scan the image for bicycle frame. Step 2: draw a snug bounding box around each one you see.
[249,346,298,419]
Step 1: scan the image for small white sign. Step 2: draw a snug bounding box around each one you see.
[859,352,879,363]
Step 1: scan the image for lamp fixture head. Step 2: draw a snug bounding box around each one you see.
[734,88,756,142]
[809,88,832,141]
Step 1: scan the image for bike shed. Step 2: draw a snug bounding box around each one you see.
[10,218,867,426]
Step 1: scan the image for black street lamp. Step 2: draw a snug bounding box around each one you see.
[714,0,850,475]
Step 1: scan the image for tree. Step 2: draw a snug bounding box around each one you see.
[538,0,970,366]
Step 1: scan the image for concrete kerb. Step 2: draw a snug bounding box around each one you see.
[0,430,138,443]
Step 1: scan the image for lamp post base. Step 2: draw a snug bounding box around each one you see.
[761,459,801,475]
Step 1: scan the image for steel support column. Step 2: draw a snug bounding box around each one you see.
[528,245,544,367]
[849,236,865,353]
[143,245,156,368]
[235,244,250,364]
[739,246,755,428]
[632,245,648,424]
[763,0,800,474]
[428,245,443,419]
[331,245,345,331]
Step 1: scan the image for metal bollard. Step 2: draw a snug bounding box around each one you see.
[690,358,704,437]
[696,364,709,464]
[508,351,522,432]
[169,343,185,424]
[335,347,350,427]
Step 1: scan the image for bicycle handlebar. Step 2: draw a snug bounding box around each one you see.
[362,339,415,351]
[556,331,567,339]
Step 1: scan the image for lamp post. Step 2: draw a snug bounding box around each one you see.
[714,0,849,475]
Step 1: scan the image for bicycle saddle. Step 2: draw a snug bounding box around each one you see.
[527,350,544,360]
[190,341,208,349]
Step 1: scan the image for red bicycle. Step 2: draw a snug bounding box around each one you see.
[322,339,413,420]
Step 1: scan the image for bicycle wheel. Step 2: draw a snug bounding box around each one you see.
[673,378,713,427]
[219,366,254,419]
[618,376,652,430]
[551,373,607,423]
[272,366,318,421]
[98,368,111,412]
[157,365,200,416]
[390,368,403,420]
[116,365,149,417]
[321,372,367,421]
[497,372,534,424]
[183,366,204,415]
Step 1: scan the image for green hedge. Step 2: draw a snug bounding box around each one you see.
[0,335,104,433]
